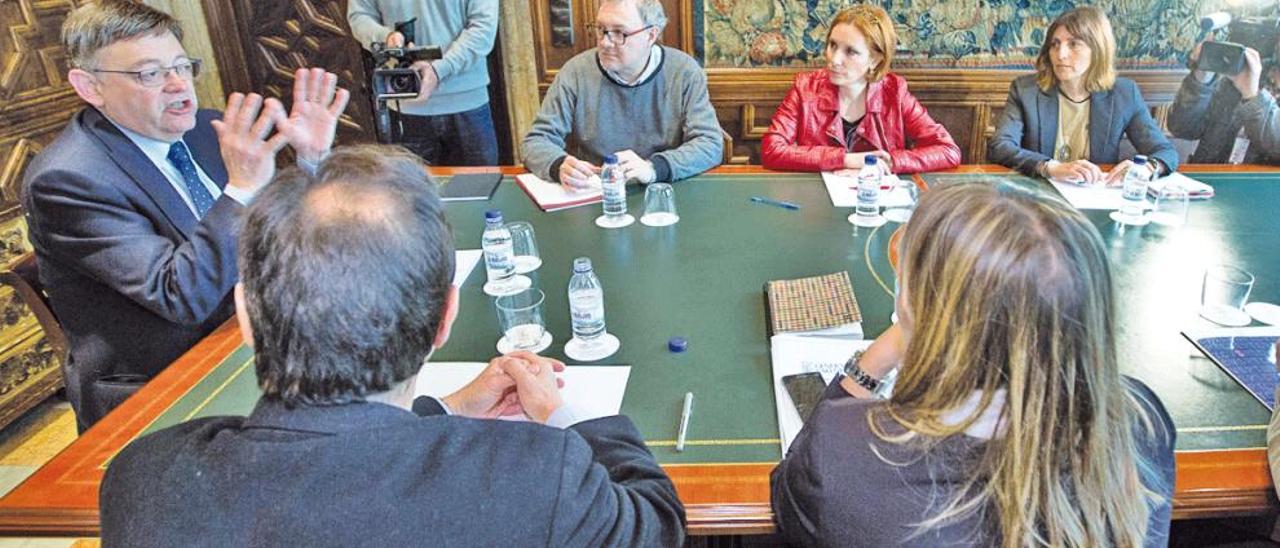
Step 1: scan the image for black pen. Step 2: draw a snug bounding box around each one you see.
[749,196,801,210]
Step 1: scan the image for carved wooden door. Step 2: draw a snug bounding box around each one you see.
[203,0,378,145]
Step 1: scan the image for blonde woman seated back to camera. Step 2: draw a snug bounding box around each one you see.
[771,181,1176,547]
[988,6,1179,185]
[760,4,960,175]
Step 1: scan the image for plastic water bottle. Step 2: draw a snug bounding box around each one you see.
[481,210,516,286]
[568,257,606,341]
[600,154,628,219]
[1117,155,1151,222]
[849,156,886,227]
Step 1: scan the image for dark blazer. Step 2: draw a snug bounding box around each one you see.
[100,397,686,547]
[988,74,1180,176]
[771,377,1176,547]
[21,107,238,426]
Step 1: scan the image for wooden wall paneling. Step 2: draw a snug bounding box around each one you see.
[0,0,84,429]
[500,1,540,160]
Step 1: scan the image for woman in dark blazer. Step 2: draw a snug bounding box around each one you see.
[771,181,1176,547]
[988,6,1179,184]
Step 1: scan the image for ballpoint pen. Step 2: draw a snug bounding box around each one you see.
[676,392,694,452]
[749,196,801,210]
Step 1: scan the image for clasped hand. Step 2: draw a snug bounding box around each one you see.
[441,351,568,423]
[212,67,350,192]
[1045,158,1152,186]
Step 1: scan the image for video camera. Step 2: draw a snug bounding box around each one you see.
[1197,12,1279,75]
[369,42,442,100]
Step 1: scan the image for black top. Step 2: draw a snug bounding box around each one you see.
[100,397,686,547]
[842,115,864,151]
[771,376,1176,547]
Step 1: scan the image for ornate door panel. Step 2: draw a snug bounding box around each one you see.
[204,0,377,145]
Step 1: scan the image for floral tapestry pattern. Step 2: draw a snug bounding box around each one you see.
[700,0,1263,70]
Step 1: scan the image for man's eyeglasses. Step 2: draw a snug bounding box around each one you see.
[592,25,654,47]
[91,59,202,87]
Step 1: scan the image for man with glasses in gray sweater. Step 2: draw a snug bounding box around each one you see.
[522,0,723,189]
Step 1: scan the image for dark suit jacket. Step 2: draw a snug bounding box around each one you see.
[21,107,238,423]
[770,377,1176,547]
[988,74,1180,177]
[100,398,686,547]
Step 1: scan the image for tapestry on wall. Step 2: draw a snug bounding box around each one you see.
[698,0,1272,70]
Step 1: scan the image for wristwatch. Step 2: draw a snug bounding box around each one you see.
[843,350,881,392]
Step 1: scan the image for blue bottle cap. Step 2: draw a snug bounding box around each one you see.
[1133,155,1148,165]
[668,336,688,353]
[484,209,503,221]
[573,257,593,273]
[603,154,618,165]
[865,156,877,165]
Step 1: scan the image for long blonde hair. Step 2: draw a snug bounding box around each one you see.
[874,181,1165,547]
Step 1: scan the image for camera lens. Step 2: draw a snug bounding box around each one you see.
[389,74,416,93]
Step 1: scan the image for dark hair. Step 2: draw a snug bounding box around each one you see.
[63,1,184,70]
[238,145,455,407]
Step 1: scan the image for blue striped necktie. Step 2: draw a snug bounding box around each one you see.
[166,141,215,217]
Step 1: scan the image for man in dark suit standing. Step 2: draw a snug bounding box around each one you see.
[99,145,686,546]
[22,1,349,428]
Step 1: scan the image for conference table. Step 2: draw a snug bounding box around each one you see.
[0,165,1277,536]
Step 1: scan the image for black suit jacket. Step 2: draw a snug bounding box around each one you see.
[100,398,686,547]
[21,107,238,423]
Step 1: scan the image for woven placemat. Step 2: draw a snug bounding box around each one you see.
[765,271,862,334]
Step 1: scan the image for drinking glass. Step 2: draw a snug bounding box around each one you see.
[882,180,919,223]
[506,221,541,274]
[1200,265,1254,327]
[1150,182,1190,228]
[495,288,549,352]
[640,183,679,226]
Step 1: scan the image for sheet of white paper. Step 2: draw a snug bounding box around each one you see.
[1049,181,1155,211]
[515,173,602,211]
[770,334,872,454]
[415,362,631,422]
[821,171,913,208]
[453,249,482,287]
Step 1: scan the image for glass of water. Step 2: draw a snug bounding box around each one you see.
[1150,182,1190,228]
[882,180,919,223]
[1200,265,1254,327]
[506,222,541,274]
[495,288,549,352]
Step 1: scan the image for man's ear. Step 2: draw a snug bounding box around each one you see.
[234,283,254,349]
[67,69,106,108]
[433,285,460,349]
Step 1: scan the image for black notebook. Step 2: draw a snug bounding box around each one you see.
[440,172,501,202]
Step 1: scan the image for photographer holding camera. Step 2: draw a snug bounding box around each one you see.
[348,0,499,166]
[1168,16,1280,164]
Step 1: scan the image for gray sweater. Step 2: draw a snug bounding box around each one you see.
[1167,74,1280,164]
[347,0,497,116]
[522,47,723,183]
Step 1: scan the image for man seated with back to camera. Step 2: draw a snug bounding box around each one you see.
[98,145,685,547]
[521,0,723,189]
[1167,30,1280,164]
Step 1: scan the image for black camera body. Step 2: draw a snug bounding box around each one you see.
[1199,16,1279,75]
[369,42,442,100]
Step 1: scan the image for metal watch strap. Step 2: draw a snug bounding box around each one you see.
[843,350,881,392]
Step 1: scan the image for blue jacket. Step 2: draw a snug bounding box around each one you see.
[989,74,1179,176]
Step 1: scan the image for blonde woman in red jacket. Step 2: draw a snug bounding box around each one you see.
[762,5,961,174]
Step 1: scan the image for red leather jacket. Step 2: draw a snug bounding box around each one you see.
[762,70,961,173]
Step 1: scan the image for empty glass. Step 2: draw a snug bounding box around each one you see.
[1149,182,1190,228]
[882,180,919,223]
[1200,265,1254,327]
[640,183,679,226]
[495,288,551,353]
[507,221,541,274]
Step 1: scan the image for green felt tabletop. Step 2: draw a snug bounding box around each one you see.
[136,171,1279,464]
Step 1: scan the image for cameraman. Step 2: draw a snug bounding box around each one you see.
[1168,35,1280,164]
[348,1,499,166]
